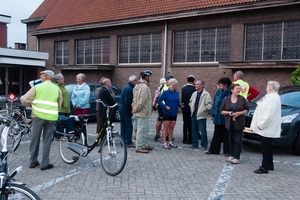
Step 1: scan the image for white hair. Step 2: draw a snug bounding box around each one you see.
[160,78,166,84]
[129,75,137,82]
[168,78,178,85]
[268,81,280,92]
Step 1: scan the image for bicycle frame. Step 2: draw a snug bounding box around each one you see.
[61,100,118,156]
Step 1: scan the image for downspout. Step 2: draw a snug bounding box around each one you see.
[163,21,168,77]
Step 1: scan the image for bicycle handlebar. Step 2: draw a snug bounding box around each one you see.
[96,99,118,109]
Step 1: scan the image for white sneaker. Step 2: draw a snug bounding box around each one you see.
[230,158,239,164]
[226,156,234,162]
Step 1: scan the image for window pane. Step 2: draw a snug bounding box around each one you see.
[55,41,68,65]
[263,23,282,60]
[173,31,186,62]
[187,30,200,62]
[76,40,85,64]
[283,21,300,59]
[118,33,162,63]
[201,29,215,61]
[245,24,263,60]
[216,27,230,61]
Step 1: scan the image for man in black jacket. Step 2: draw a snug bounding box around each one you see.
[181,75,196,144]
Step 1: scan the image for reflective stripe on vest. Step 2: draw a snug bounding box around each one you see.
[233,79,250,99]
[32,81,59,121]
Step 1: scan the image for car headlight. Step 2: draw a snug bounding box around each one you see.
[281,113,299,123]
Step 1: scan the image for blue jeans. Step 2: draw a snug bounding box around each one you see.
[191,112,208,148]
[120,113,133,145]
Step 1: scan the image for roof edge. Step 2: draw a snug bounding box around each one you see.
[31,0,300,36]
[21,16,46,24]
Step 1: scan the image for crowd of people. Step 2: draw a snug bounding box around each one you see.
[21,69,280,174]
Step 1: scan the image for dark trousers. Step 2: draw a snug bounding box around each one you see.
[227,127,243,159]
[260,136,274,170]
[182,111,192,143]
[209,124,230,154]
[120,113,133,145]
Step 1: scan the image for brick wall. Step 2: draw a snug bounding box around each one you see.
[32,4,300,98]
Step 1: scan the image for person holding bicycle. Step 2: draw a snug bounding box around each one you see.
[119,75,138,148]
[98,78,115,132]
[20,70,62,170]
[132,70,154,153]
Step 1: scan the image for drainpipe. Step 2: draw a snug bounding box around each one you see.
[163,21,168,77]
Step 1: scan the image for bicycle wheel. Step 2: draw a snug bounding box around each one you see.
[59,130,84,164]
[6,121,22,152]
[2,183,41,200]
[100,132,127,176]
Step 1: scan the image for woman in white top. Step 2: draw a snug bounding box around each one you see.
[250,81,281,174]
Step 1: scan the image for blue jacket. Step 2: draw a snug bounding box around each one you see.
[210,88,230,125]
[119,82,134,116]
[158,89,181,117]
[71,82,90,109]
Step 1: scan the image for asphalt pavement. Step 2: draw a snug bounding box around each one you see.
[6,113,300,200]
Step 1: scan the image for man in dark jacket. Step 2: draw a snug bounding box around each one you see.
[98,78,115,133]
[181,75,195,144]
[119,75,138,147]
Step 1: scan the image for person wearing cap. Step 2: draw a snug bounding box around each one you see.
[132,70,154,153]
[233,70,259,101]
[71,73,90,115]
[206,77,231,156]
[153,74,174,141]
[20,70,62,170]
[53,73,71,140]
[181,75,196,144]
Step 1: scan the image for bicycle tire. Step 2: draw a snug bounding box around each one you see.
[59,130,84,164]
[1,183,41,200]
[4,122,22,152]
[100,132,127,176]
[12,113,32,139]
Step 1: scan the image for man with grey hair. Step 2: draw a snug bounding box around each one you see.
[189,80,212,150]
[233,70,259,101]
[119,75,138,147]
[21,70,62,170]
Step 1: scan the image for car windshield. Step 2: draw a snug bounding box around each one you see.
[280,91,300,108]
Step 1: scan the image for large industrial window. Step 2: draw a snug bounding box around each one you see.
[245,20,300,60]
[55,41,69,65]
[173,27,231,63]
[118,33,162,63]
[76,37,109,64]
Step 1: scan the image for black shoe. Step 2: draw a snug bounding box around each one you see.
[29,162,39,168]
[41,164,54,171]
[154,134,160,141]
[254,167,268,174]
[186,141,192,144]
[268,166,274,171]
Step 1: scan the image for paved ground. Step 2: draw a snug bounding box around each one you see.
[5,113,300,200]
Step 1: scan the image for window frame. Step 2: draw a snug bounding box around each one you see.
[118,33,162,64]
[54,40,69,65]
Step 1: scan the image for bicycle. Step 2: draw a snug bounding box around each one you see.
[0,115,41,200]
[0,101,30,152]
[57,99,127,176]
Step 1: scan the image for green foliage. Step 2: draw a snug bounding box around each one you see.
[290,66,300,85]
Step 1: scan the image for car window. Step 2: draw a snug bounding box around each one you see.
[89,86,96,97]
[112,87,121,96]
[280,91,300,107]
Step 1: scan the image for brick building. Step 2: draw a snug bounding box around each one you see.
[22,0,300,96]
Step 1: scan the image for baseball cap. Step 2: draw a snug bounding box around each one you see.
[40,70,55,78]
